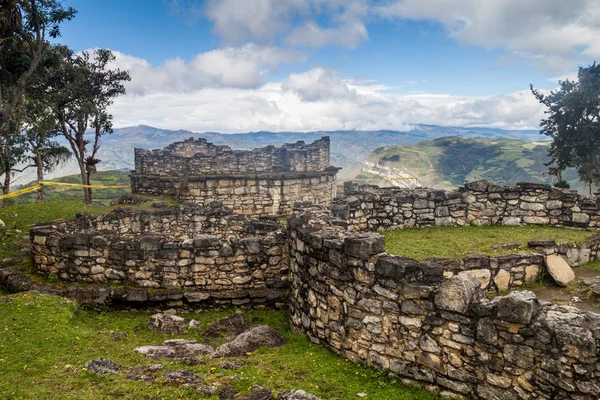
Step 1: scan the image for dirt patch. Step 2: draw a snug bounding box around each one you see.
[533,269,600,314]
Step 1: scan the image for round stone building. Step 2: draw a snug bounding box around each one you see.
[130,136,340,215]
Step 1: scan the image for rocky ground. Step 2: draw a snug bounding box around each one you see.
[82,311,321,400]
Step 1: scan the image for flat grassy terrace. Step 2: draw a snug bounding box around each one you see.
[382,225,595,261]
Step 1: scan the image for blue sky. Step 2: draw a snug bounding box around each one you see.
[54,0,600,133]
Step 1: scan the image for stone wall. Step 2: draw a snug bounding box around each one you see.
[335,180,600,231]
[288,207,600,399]
[29,203,288,307]
[134,137,331,176]
[130,137,340,216]
[131,171,338,216]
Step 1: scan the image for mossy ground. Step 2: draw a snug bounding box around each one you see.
[0,293,438,400]
[383,225,595,261]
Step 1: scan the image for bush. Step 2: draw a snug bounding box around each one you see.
[554,180,571,189]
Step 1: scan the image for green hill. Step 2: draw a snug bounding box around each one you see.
[13,170,131,206]
[359,136,586,191]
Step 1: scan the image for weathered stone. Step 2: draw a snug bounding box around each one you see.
[84,358,120,375]
[493,269,511,291]
[496,291,540,324]
[203,312,250,340]
[434,274,481,314]
[344,233,385,259]
[134,339,214,362]
[278,390,322,400]
[163,369,200,384]
[213,325,287,357]
[545,254,575,287]
[147,313,188,335]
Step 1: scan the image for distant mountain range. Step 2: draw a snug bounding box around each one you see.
[353,136,591,192]
[15,124,543,185]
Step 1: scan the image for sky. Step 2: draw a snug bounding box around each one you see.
[55,0,600,133]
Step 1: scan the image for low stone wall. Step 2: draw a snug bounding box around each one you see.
[335,180,600,231]
[288,207,600,399]
[131,170,338,216]
[29,203,289,306]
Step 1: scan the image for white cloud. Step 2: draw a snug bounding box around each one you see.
[108,55,547,133]
[376,0,600,73]
[282,68,356,101]
[108,44,300,95]
[202,0,369,49]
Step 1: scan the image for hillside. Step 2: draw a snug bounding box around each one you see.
[14,124,543,183]
[356,136,587,191]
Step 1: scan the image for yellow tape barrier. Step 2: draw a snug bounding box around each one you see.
[0,181,130,200]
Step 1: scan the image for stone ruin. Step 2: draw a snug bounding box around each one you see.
[18,161,600,398]
[130,136,340,216]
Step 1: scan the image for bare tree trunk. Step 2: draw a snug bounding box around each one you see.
[36,153,44,201]
[3,170,10,207]
[78,160,90,204]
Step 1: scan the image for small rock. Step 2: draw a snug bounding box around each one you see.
[164,369,200,384]
[545,254,575,287]
[278,390,322,400]
[84,358,120,375]
[217,384,237,400]
[241,389,274,400]
[203,312,250,340]
[213,325,287,357]
[147,313,188,335]
[219,361,243,370]
[197,384,220,395]
[189,319,201,329]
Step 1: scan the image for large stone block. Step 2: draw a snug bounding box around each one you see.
[434,274,481,314]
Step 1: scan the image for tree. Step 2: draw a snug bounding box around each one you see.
[22,99,70,201]
[531,63,600,193]
[53,49,130,204]
[0,116,31,205]
[0,0,76,131]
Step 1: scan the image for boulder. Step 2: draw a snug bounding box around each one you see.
[545,254,575,287]
[134,339,214,363]
[147,313,190,335]
[213,325,287,357]
[84,358,120,375]
[203,312,251,340]
[434,274,481,314]
[278,390,322,400]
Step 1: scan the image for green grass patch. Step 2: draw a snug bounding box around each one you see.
[383,225,594,261]
[0,293,438,400]
[577,260,600,271]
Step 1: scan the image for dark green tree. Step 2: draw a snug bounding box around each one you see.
[52,49,130,204]
[0,0,76,130]
[531,63,600,193]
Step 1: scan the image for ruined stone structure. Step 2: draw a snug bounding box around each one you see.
[336,180,600,231]
[30,203,288,307]
[130,137,340,216]
[288,205,600,400]
[24,179,600,399]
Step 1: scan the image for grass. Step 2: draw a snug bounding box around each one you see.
[576,260,600,271]
[12,170,132,207]
[0,293,438,400]
[383,225,595,261]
